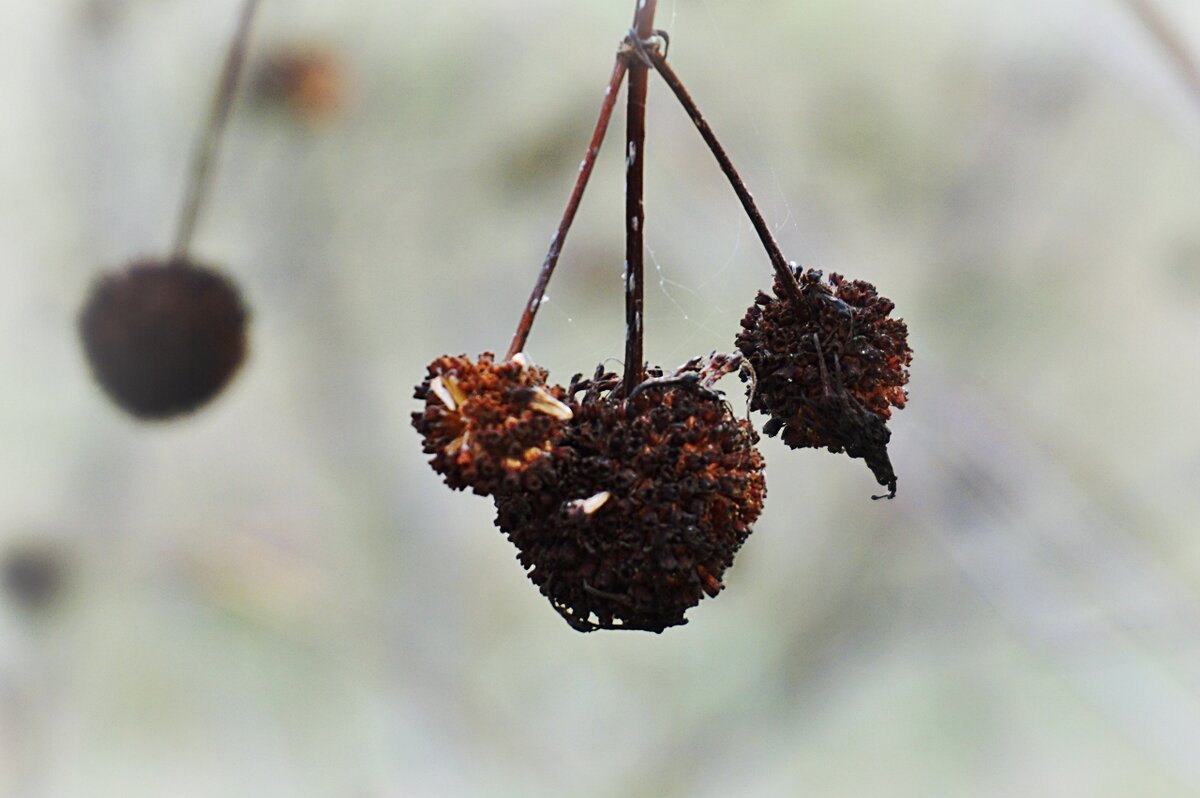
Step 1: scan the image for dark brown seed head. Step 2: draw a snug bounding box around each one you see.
[736,267,911,497]
[495,358,766,633]
[79,258,249,419]
[412,353,573,497]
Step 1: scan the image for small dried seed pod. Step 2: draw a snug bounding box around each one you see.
[412,353,572,497]
[79,258,249,419]
[495,358,766,633]
[736,267,911,498]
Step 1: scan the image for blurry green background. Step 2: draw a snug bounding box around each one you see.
[1,0,1199,795]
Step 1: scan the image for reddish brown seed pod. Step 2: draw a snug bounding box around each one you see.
[736,267,911,498]
[412,353,573,497]
[78,258,249,419]
[494,358,766,633]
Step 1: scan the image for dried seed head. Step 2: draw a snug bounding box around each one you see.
[78,258,249,419]
[412,353,571,496]
[736,267,911,497]
[495,358,766,633]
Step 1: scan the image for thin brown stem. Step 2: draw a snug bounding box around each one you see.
[1123,0,1200,114]
[171,0,262,262]
[506,57,629,360]
[622,0,658,394]
[647,50,804,307]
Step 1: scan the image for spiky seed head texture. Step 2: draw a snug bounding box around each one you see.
[736,267,911,496]
[412,353,572,497]
[495,360,766,633]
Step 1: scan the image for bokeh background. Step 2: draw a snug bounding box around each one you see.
[2,0,1199,795]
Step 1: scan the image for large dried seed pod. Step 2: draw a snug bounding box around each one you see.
[736,267,911,497]
[495,358,766,633]
[412,352,572,496]
[79,258,249,419]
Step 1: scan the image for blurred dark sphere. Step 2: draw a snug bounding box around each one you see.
[2,541,68,613]
[79,258,249,419]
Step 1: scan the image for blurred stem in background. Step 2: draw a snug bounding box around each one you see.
[172,0,263,261]
[1122,0,1200,113]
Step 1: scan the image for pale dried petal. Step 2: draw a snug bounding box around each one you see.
[573,491,611,515]
[443,374,469,408]
[429,376,457,410]
[528,386,573,420]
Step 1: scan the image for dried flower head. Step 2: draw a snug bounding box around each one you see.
[495,356,766,633]
[736,267,911,497]
[79,258,249,419]
[412,352,573,496]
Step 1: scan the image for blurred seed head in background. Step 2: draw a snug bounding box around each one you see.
[78,259,249,419]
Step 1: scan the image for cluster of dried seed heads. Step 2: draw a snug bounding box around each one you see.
[737,266,911,498]
[78,258,249,419]
[412,352,765,632]
[414,6,913,633]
